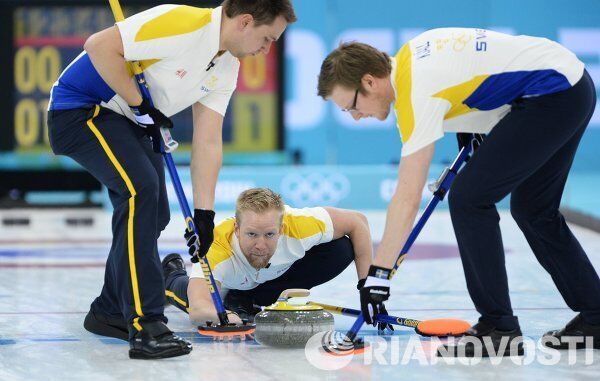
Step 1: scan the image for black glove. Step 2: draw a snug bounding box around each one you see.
[376,303,395,334]
[184,209,215,263]
[356,278,366,290]
[359,265,391,325]
[456,133,484,155]
[130,98,173,153]
[357,277,394,333]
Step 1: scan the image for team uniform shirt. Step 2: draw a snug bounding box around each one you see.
[189,206,335,290]
[49,5,239,119]
[393,28,585,156]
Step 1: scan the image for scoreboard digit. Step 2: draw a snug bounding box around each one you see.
[3,2,284,166]
[14,45,61,149]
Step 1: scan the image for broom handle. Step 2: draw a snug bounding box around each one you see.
[108,0,229,324]
[345,143,473,341]
[308,302,420,328]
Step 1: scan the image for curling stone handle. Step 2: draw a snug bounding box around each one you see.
[279,288,310,301]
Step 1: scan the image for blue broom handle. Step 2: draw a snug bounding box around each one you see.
[345,144,472,341]
[108,0,228,319]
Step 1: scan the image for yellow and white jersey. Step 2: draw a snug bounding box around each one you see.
[189,206,335,290]
[50,5,239,118]
[393,28,585,156]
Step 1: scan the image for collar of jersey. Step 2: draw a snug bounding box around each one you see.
[206,6,223,59]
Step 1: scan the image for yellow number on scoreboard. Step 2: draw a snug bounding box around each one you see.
[37,47,61,93]
[39,98,50,145]
[241,55,267,90]
[229,94,276,151]
[14,98,39,148]
[14,46,61,94]
[14,45,61,150]
[14,47,37,94]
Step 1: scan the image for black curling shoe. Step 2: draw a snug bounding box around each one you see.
[129,320,192,359]
[437,321,524,358]
[162,253,186,280]
[542,314,600,350]
[84,310,128,341]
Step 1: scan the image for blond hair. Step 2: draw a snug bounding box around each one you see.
[317,42,392,99]
[235,188,284,224]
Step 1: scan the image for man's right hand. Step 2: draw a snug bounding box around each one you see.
[129,98,173,153]
[357,278,394,333]
[360,265,392,325]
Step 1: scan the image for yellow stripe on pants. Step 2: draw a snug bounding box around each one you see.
[165,290,189,311]
[86,105,144,331]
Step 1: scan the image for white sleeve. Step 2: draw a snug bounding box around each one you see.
[116,5,205,61]
[198,61,239,116]
[400,96,447,157]
[189,261,204,279]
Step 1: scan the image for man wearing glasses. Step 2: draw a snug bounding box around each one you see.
[317,28,600,357]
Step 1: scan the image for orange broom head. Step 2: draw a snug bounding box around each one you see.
[415,318,470,337]
[197,324,256,338]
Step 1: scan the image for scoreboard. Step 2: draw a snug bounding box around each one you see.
[1,0,284,170]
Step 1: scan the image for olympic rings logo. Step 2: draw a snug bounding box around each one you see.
[280,172,351,206]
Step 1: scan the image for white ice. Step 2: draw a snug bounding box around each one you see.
[1,210,600,381]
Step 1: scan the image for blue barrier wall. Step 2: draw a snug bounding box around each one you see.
[163,165,406,210]
[155,164,514,211]
[284,0,600,170]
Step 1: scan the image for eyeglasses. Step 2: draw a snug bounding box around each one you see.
[341,89,359,113]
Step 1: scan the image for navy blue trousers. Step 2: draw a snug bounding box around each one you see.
[48,105,170,336]
[449,70,600,330]
[165,237,356,311]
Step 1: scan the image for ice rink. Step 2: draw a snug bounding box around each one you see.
[1,209,600,380]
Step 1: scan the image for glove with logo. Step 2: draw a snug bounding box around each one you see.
[357,277,394,333]
[184,209,215,263]
[130,98,173,153]
[359,265,392,326]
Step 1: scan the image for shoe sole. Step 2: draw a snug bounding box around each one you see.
[129,346,192,360]
[437,344,525,357]
[84,312,128,341]
[481,346,524,357]
[542,341,600,350]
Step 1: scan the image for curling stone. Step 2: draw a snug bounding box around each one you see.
[254,289,334,348]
